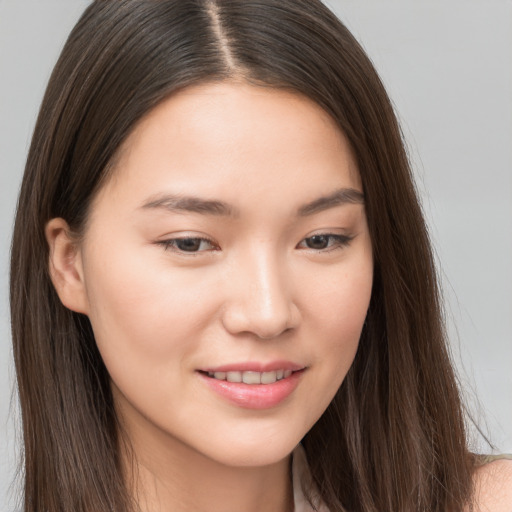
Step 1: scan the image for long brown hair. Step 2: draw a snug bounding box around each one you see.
[10,1,473,510]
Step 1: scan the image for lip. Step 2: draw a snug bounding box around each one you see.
[197,364,305,409]
[200,361,304,373]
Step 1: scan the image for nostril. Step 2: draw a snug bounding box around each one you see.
[255,326,293,340]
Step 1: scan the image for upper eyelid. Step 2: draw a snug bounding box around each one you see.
[158,233,216,243]
[158,232,353,243]
[157,235,218,252]
[303,231,351,239]
[159,232,350,241]
[299,232,353,242]
[297,233,353,247]
[157,233,353,254]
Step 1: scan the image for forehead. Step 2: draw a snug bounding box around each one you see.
[94,81,362,215]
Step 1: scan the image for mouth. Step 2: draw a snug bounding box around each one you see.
[202,369,294,385]
[197,364,306,409]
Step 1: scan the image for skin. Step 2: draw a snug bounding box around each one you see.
[45,81,512,511]
[46,82,374,511]
[471,459,512,512]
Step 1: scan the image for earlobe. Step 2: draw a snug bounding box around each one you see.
[45,218,89,315]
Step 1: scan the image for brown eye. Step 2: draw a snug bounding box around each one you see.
[298,234,353,251]
[305,235,330,250]
[160,237,217,253]
[176,238,202,252]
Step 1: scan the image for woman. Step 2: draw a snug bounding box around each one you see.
[9,1,511,511]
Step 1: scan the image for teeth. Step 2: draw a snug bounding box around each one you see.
[208,369,295,384]
[242,371,261,384]
[226,371,242,383]
[261,371,277,384]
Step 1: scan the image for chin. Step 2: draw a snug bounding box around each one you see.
[210,444,296,468]
[194,421,307,468]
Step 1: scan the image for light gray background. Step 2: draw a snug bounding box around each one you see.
[1,1,511,509]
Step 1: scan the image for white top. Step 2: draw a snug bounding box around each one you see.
[292,445,330,512]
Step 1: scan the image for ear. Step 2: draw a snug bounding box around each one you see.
[45,218,89,315]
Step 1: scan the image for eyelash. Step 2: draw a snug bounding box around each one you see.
[157,233,353,255]
[296,233,353,252]
[158,236,219,254]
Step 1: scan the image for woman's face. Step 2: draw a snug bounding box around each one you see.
[75,82,373,467]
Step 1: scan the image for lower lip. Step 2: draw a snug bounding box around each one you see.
[198,370,303,409]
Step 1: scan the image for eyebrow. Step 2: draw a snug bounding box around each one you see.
[140,194,238,217]
[140,187,364,218]
[297,187,364,216]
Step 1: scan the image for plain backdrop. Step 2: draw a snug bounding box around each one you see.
[1,1,511,509]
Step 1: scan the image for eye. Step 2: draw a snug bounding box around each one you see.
[297,234,353,251]
[159,237,218,253]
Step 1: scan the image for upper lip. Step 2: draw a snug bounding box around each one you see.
[199,361,305,373]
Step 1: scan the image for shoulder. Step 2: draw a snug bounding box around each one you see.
[471,455,512,512]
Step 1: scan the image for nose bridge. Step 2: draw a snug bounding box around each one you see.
[251,249,287,320]
[223,243,297,338]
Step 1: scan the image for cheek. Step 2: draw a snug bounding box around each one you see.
[308,257,372,345]
[299,253,373,408]
[82,243,220,379]
[291,275,371,436]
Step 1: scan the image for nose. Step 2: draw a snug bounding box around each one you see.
[221,250,300,339]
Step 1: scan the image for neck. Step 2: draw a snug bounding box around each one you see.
[120,417,294,512]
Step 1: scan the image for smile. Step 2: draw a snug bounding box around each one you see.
[206,369,293,384]
[199,365,305,409]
